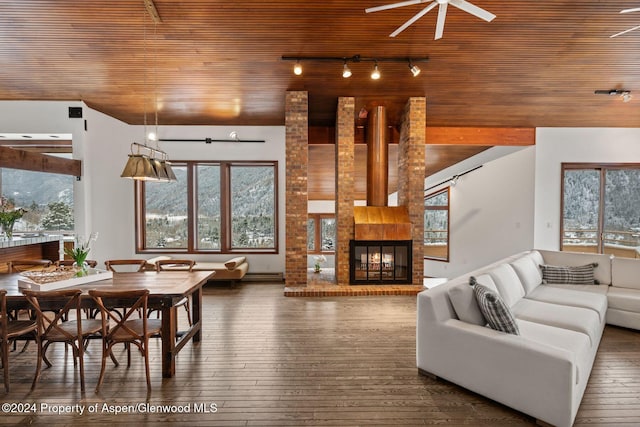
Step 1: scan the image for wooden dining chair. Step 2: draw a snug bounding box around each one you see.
[8,259,52,273]
[104,259,147,273]
[55,259,98,268]
[155,259,195,327]
[0,289,40,392]
[89,289,162,392]
[22,289,102,392]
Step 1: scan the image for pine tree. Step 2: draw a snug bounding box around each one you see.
[41,202,74,230]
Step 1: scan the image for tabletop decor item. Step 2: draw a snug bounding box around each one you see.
[18,268,113,291]
[65,232,99,272]
[0,197,27,240]
[314,254,327,273]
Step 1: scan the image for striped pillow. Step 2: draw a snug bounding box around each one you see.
[540,263,598,285]
[470,276,519,335]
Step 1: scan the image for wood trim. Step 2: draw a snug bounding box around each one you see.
[0,146,81,177]
[424,187,450,262]
[426,127,535,146]
[309,126,535,147]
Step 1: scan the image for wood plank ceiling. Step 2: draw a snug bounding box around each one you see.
[1,1,639,198]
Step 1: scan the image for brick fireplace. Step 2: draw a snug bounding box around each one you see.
[349,105,414,285]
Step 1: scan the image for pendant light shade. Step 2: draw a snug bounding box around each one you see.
[120,154,159,181]
[162,160,177,181]
[120,143,176,181]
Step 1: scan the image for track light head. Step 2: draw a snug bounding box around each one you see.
[409,63,421,77]
[342,62,352,78]
[293,61,302,75]
[371,63,381,80]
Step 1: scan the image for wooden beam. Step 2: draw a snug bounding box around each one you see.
[309,126,534,146]
[426,127,535,146]
[0,146,81,177]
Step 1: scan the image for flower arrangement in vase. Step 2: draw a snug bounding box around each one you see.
[0,197,27,240]
[64,232,99,273]
[313,254,327,273]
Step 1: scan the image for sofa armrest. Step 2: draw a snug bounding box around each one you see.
[417,319,577,427]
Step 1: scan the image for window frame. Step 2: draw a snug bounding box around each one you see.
[423,187,450,262]
[560,162,640,255]
[307,213,336,255]
[135,160,278,254]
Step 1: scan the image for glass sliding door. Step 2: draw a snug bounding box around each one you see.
[562,164,640,258]
[603,168,640,257]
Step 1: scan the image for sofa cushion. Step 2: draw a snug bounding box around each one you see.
[545,283,609,295]
[486,264,526,308]
[528,250,545,269]
[448,281,486,326]
[224,256,246,270]
[472,279,519,335]
[612,257,640,290]
[606,287,640,313]
[510,255,543,295]
[526,285,608,322]
[474,273,499,292]
[540,263,598,285]
[512,299,602,346]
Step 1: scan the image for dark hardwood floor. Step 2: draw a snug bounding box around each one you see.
[2,283,640,426]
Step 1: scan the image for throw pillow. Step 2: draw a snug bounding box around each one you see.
[470,276,520,335]
[539,263,598,285]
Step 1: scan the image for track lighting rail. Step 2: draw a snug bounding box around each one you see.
[282,54,428,78]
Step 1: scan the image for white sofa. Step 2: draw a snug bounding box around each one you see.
[417,249,640,427]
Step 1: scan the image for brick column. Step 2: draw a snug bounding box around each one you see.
[398,97,426,285]
[285,91,308,287]
[335,97,355,285]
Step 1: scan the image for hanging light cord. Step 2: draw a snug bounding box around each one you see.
[153,19,159,146]
[142,6,149,147]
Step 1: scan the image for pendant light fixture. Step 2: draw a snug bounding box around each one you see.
[121,0,175,182]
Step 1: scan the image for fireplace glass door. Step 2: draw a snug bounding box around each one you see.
[350,240,412,284]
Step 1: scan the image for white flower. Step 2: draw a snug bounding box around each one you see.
[314,255,327,265]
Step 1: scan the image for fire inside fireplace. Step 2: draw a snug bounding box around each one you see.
[350,240,412,284]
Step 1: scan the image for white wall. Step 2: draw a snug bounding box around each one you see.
[424,146,536,279]
[0,100,89,236]
[534,128,640,250]
[0,102,286,273]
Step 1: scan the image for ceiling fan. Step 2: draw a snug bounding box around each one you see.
[365,0,496,40]
[611,7,640,38]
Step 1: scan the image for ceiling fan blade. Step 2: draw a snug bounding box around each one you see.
[390,2,438,37]
[449,0,496,22]
[621,8,640,14]
[434,2,448,40]
[365,0,423,13]
[610,24,640,38]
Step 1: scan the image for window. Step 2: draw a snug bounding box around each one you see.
[424,187,449,261]
[307,214,335,254]
[137,161,277,253]
[562,163,640,258]
[1,168,75,233]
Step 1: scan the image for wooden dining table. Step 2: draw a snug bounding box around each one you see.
[0,270,215,378]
